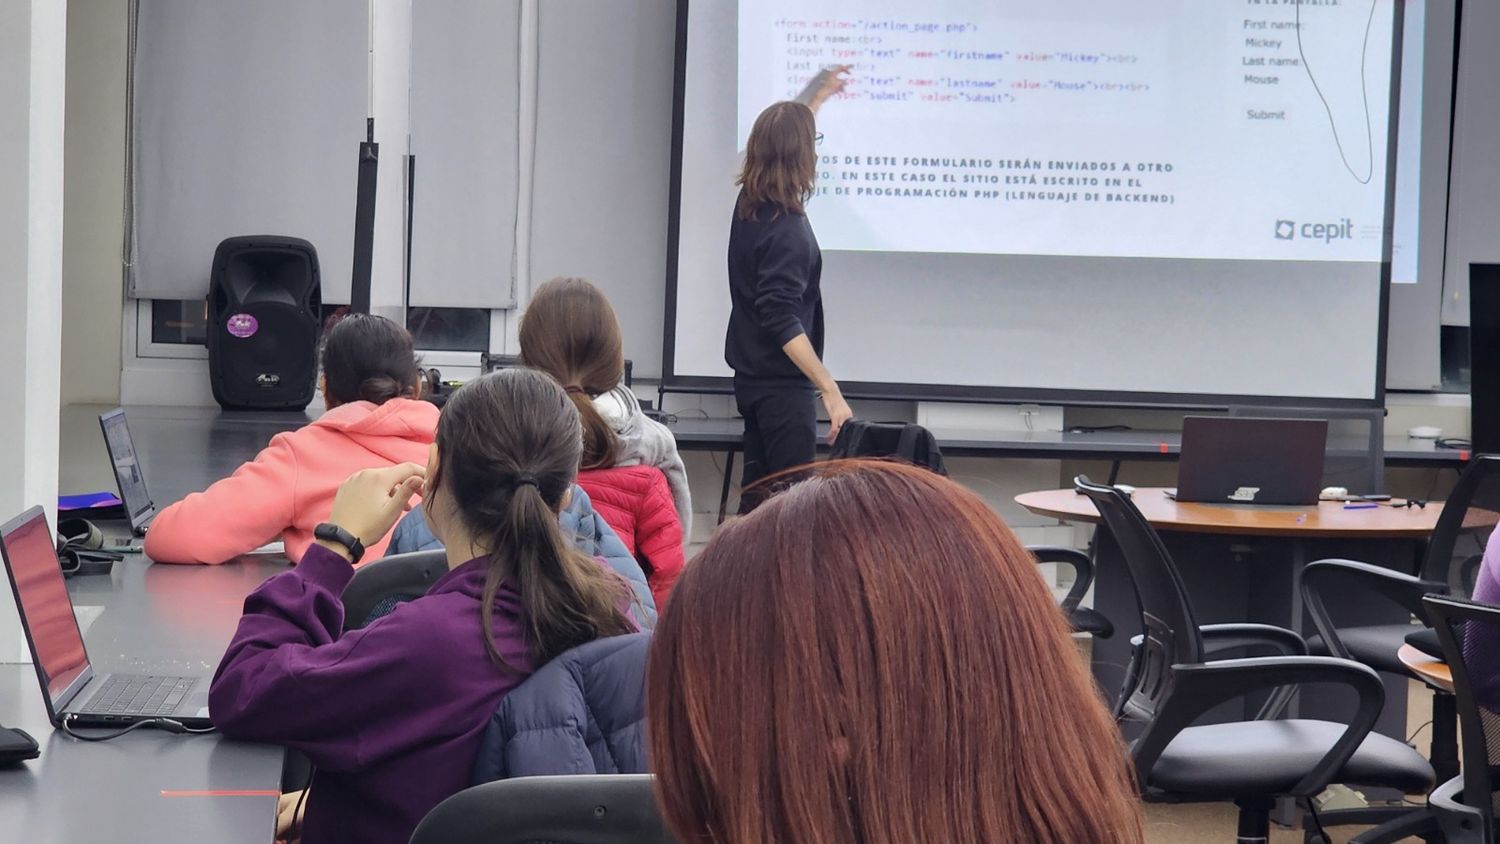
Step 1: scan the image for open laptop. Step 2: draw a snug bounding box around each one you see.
[98,408,283,556]
[1167,416,1328,506]
[0,506,213,729]
[99,408,157,538]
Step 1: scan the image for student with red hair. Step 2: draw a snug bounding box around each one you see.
[647,460,1145,844]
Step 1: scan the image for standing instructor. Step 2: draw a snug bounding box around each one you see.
[726,68,853,512]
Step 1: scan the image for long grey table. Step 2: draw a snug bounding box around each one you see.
[667,416,1469,522]
[0,404,309,843]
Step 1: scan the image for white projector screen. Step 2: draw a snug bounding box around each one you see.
[665,0,1406,405]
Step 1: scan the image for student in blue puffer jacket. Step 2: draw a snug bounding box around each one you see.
[387,484,657,628]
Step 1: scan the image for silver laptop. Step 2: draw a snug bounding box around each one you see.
[97,408,284,557]
[99,408,157,537]
[0,506,212,729]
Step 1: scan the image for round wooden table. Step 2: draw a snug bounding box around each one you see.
[1014,488,1445,538]
[1398,643,1454,693]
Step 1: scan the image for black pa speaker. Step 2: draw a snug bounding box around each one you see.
[207,236,322,410]
[1472,263,1500,453]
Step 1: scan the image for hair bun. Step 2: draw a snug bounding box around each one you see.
[357,375,401,404]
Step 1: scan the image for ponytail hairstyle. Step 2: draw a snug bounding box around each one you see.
[517,277,624,470]
[428,368,635,668]
[320,313,421,408]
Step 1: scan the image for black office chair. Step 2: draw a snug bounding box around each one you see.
[1075,476,1435,844]
[409,774,675,844]
[1304,455,1500,676]
[1299,455,1500,837]
[1424,594,1500,844]
[339,549,448,631]
[1029,545,1113,638]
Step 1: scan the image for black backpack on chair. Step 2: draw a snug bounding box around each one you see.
[829,421,947,476]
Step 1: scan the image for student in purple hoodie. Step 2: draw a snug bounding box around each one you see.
[209,368,638,844]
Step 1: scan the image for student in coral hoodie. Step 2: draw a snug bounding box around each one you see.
[519,277,687,607]
[144,314,438,565]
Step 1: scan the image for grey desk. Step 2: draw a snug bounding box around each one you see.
[666,417,1468,521]
[0,405,308,843]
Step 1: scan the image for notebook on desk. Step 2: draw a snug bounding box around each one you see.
[0,506,213,730]
[1166,416,1327,506]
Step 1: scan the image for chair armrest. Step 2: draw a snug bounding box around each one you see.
[1199,623,1308,657]
[1301,559,1447,660]
[1129,624,1307,658]
[1133,656,1385,799]
[1199,624,1309,720]
[1028,545,1092,614]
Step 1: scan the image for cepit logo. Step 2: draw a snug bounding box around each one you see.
[1273,218,1354,243]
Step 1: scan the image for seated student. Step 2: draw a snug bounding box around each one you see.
[646,460,1145,844]
[385,480,658,627]
[145,314,437,565]
[1466,529,1500,709]
[210,369,639,844]
[519,277,689,607]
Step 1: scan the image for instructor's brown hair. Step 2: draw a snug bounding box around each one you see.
[736,101,817,220]
[646,460,1145,844]
[518,277,624,470]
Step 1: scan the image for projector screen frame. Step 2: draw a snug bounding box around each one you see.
[660,0,1400,411]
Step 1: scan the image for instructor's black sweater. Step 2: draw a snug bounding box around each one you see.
[724,199,824,384]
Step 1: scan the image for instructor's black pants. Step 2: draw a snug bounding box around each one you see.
[734,379,817,514]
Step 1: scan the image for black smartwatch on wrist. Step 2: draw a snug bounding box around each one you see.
[313,523,365,564]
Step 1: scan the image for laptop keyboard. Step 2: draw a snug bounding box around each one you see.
[81,674,196,717]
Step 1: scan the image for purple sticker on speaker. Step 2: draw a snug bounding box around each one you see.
[226,313,259,339]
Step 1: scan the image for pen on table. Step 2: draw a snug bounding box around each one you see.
[1343,502,1379,510]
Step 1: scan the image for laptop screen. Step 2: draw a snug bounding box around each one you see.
[0,508,90,708]
[101,410,153,529]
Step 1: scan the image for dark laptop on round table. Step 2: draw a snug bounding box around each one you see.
[1166,416,1329,506]
[0,506,212,730]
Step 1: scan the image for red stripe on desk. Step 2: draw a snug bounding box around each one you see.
[1159,442,1169,454]
[1461,450,1471,461]
[160,790,280,798]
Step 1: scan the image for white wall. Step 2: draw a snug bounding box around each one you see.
[0,0,67,662]
[1442,0,1500,325]
[528,0,676,377]
[61,0,127,406]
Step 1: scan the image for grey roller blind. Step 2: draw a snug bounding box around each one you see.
[408,0,521,309]
[530,0,676,377]
[129,0,367,302]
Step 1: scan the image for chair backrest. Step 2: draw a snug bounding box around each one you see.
[1074,476,1203,722]
[1228,405,1384,495]
[340,549,449,631]
[828,421,947,476]
[409,774,675,844]
[1420,455,1500,593]
[1423,594,1500,840]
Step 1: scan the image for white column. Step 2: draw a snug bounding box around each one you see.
[370,0,411,322]
[0,0,67,663]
